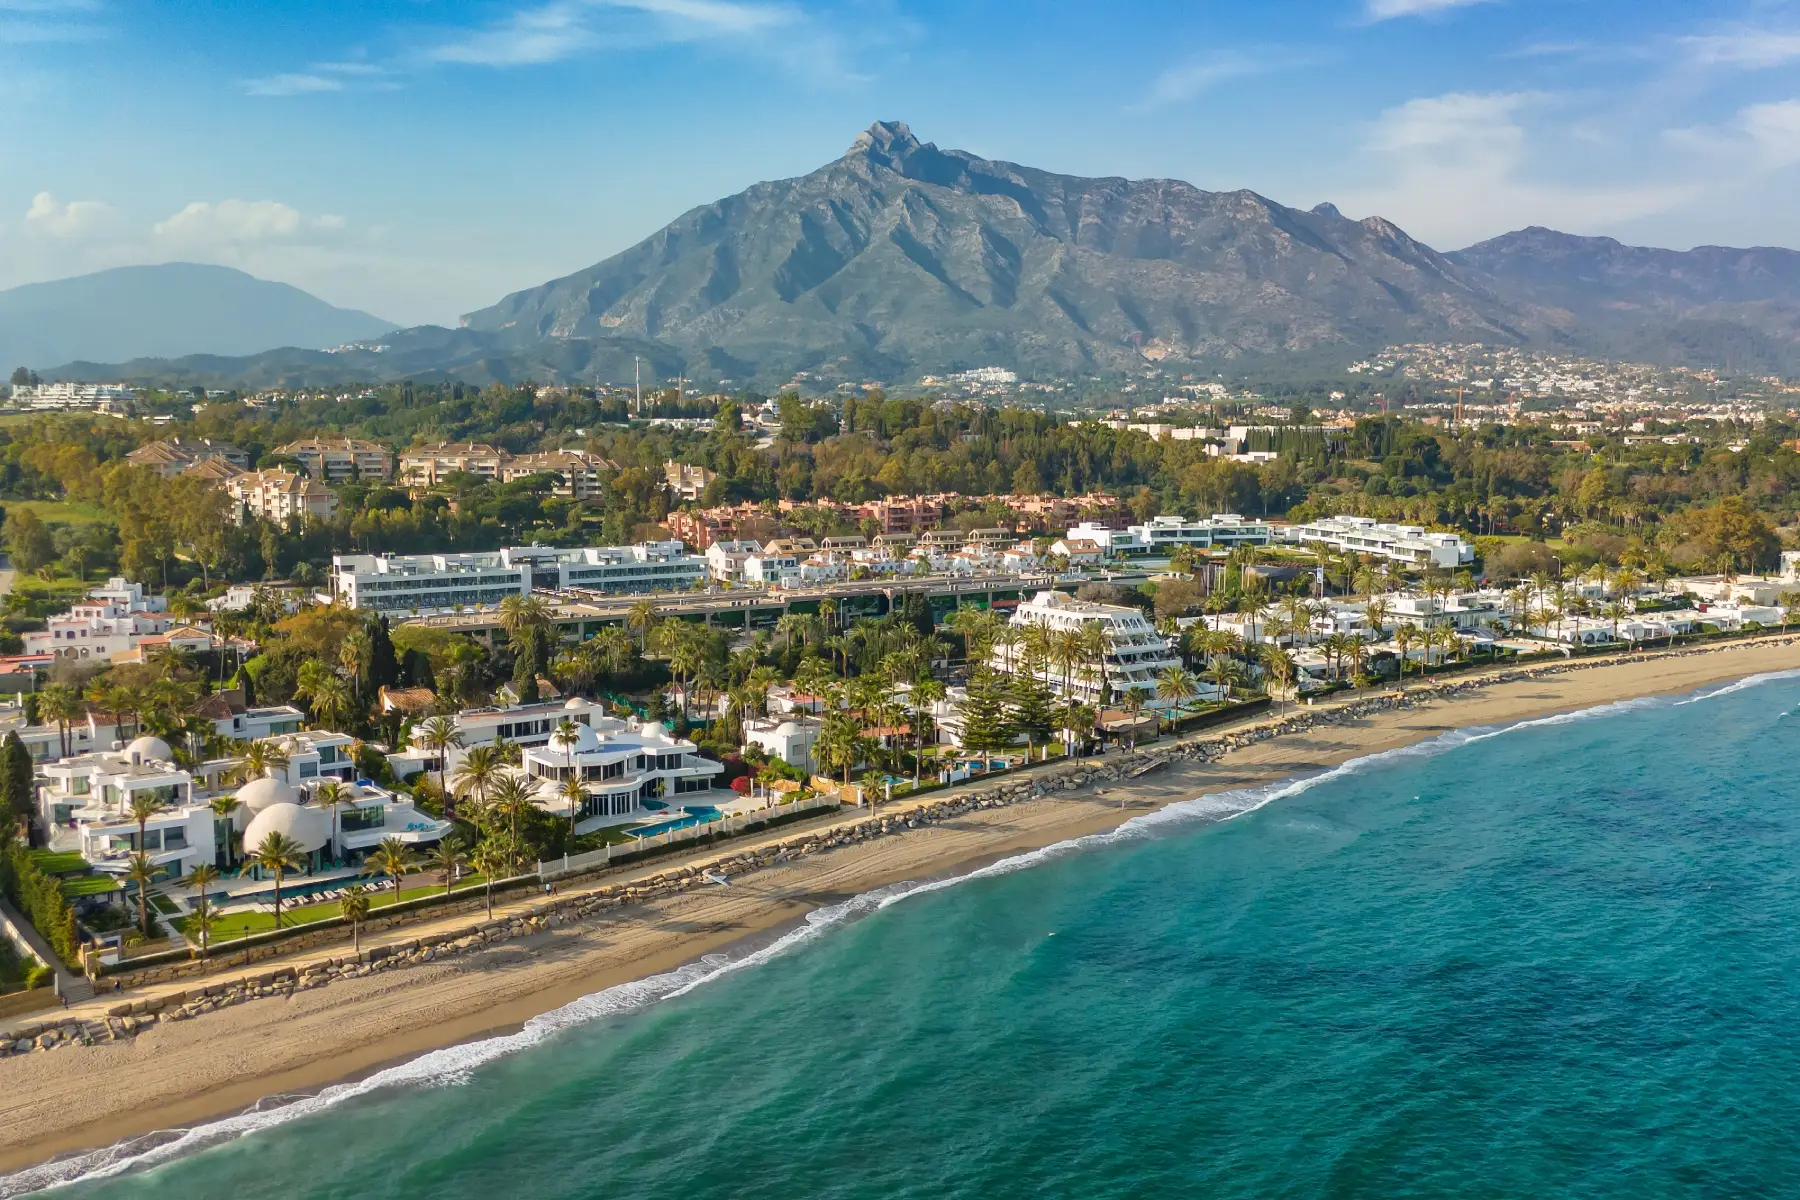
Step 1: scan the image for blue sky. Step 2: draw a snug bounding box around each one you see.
[4,0,1799,326]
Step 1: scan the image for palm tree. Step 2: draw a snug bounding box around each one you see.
[1051,627,1084,706]
[417,715,464,782]
[294,661,354,729]
[452,744,503,815]
[362,836,414,899]
[1121,686,1150,747]
[559,772,586,838]
[248,830,306,930]
[1205,654,1241,702]
[312,779,357,863]
[488,773,540,846]
[187,896,218,958]
[183,862,220,953]
[37,683,81,759]
[470,842,509,918]
[1259,644,1297,711]
[129,791,165,854]
[207,793,241,867]
[1394,623,1419,679]
[626,599,658,651]
[1078,620,1111,710]
[125,851,158,937]
[817,710,866,786]
[1154,666,1199,729]
[239,738,291,783]
[426,837,467,897]
[340,884,371,954]
[1364,595,1391,641]
[908,676,946,785]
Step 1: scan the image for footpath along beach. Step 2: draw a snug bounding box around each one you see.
[1,636,1797,1177]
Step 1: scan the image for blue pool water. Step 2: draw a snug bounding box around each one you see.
[17,669,1800,1198]
[628,805,723,838]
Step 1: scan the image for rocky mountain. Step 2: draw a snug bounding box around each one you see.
[43,126,1800,387]
[1448,228,1800,372]
[459,121,1567,381]
[1,264,395,373]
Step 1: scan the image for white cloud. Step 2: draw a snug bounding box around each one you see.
[1340,91,1702,248]
[153,200,346,246]
[426,0,798,66]
[1668,100,1800,171]
[23,190,112,237]
[1363,0,1492,22]
[243,72,344,96]
[1680,30,1800,70]
[1132,49,1320,112]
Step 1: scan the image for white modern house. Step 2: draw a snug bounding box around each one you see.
[38,736,219,878]
[518,715,724,832]
[400,696,609,775]
[1278,516,1474,568]
[994,591,1194,710]
[742,716,821,773]
[705,539,763,583]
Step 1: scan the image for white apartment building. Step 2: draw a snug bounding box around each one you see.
[275,437,394,483]
[994,591,1191,710]
[224,469,338,526]
[544,542,706,592]
[331,551,529,613]
[1064,514,1273,556]
[1278,516,1474,568]
[519,713,724,831]
[11,382,135,410]
[332,542,706,613]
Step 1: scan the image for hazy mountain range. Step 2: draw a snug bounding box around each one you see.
[0,264,395,374]
[22,123,1800,387]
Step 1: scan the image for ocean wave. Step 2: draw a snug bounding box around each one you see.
[11,666,1797,1194]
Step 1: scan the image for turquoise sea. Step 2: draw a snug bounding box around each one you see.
[11,671,1800,1198]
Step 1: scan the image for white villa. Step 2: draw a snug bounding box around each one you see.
[399,696,609,776]
[994,591,1192,710]
[518,713,724,832]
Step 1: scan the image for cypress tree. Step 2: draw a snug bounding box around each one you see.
[0,733,29,826]
[367,616,401,692]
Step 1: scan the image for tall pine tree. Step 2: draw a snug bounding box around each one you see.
[958,668,1016,756]
[367,616,401,693]
[1008,674,1054,744]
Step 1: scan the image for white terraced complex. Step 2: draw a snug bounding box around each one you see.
[994,590,1187,710]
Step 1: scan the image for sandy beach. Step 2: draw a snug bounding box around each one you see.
[2,640,1797,1178]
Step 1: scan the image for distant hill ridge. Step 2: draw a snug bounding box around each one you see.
[31,124,1800,385]
[0,263,395,374]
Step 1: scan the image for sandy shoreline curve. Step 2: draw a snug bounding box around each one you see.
[3,638,1799,1182]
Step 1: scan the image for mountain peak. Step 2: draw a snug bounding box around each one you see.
[848,120,921,159]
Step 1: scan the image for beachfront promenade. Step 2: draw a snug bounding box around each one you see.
[7,631,1797,1045]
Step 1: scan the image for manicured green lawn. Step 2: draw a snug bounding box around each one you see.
[61,874,122,898]
[2,499,114,527]
[28,850,89,875]
[184,875,491,938]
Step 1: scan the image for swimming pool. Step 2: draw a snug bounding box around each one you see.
[629,805,724,838]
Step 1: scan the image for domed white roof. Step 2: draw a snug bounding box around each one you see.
[563,697,587,710]
[243,802,329,855]
[547,722,601,754]
[238,775,302,814]
[639,721,669,739]
[125,735,172,764]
